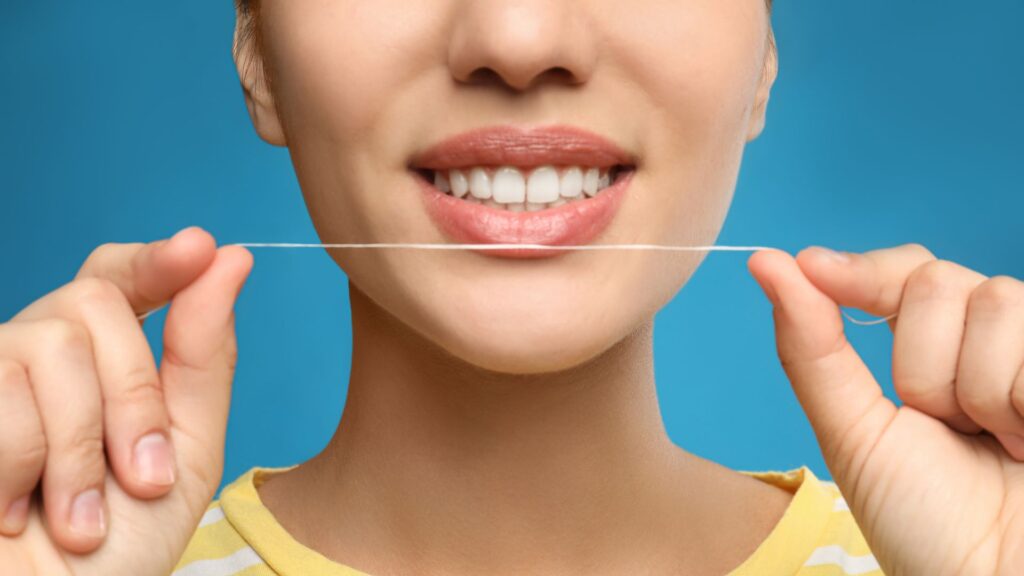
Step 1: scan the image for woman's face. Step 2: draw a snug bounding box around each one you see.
[239,0,776,374]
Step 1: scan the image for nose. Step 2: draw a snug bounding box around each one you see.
[447,1,597,92]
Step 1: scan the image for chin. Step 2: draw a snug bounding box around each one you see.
[432,300,629,376]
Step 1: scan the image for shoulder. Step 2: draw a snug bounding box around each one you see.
[731,467,886,576]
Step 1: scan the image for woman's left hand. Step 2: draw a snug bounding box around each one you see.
[748,245,1024,576]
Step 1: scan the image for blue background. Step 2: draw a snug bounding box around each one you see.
[1,1,1022,488]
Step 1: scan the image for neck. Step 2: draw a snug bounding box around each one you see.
[281,283,713,574]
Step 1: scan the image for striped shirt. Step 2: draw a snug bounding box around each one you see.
[173,466,883,575]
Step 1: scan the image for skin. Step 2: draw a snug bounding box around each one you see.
[0,1,1022,575]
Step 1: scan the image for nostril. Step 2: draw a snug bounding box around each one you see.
[540,66,576,84]
[464,67,504,87]
[461,66,581,92]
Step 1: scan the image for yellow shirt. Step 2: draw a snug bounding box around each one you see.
[172,466,883,576]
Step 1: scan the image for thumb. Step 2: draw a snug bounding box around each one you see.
[160,245,254,501]
[747,248,897,479]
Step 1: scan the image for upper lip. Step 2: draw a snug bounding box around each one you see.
[410,124,636,171]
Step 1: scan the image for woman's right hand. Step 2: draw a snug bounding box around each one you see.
[0,227,253,576]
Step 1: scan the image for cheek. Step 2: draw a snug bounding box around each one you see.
[265,1,441,139]
[263,0,451,243]
[603,2,767,245]
[606,2,767,127]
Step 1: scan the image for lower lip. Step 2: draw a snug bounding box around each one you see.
[416,171,634,259]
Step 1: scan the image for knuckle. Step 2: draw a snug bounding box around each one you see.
[68,277,125,309]
[36,318,92,354]
[84,242,138,268]
[969,276,1024,313]
[906,260,963,301]
[59,429,105,465]
[893,373,945,406]
[901,242,935,260]
[956,380,999,418]
[84,242,120,266]
[0,360,28,388]
[1,434,47,474]
[109,368,164,409]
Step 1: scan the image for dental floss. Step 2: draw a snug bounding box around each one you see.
[135,243,898,327]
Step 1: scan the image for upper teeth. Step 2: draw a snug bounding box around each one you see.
[433,166,615,211]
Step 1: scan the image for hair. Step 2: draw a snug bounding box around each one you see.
[234,0,267,93]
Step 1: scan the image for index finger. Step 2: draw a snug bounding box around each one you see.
[794,243,938,321]
[73,227,218,316]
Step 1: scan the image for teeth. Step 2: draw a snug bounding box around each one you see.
[469,168,491,199]
[450,169,469,198]
[492,167,526,204]
[582,168,600,197]
[433,165,620,210]
[434,171,451,194]
[560,167,583,198]
[526,166,560,204]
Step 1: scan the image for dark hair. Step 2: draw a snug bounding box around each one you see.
[234,0,267,91]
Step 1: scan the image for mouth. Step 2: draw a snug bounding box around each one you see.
[410,125,637,259]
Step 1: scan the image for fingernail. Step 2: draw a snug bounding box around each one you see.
[69,489,106,538]
[134,432,176,487]
[2,496,29,533]
[816,247,850,264]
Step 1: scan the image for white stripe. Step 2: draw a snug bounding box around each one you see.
[198,507,226,528]
[172,546,264,576]
[833,497,851,512]
[804,544,881,575]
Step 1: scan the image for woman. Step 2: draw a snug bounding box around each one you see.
[1,0,1022,574]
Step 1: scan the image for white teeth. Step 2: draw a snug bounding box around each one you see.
[526,166,560,204]
[434,171,451,193]
[434,165,621,210]
[492,167,526,204]
[450,169,469,198]
[560,167,583,198]
[469,168,491,199]
[582,168,600,197]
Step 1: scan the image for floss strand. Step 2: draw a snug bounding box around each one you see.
[136,243,898,327]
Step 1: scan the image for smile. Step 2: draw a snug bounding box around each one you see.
[419,165,627,212]
[410,125,636,258]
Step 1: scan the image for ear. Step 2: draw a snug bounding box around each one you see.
[747,30,778,141]
[234,10,287,147]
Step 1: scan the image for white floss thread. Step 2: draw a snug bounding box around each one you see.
[136,243,898,327]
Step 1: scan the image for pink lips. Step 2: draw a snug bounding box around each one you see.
[411,125,636,259]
